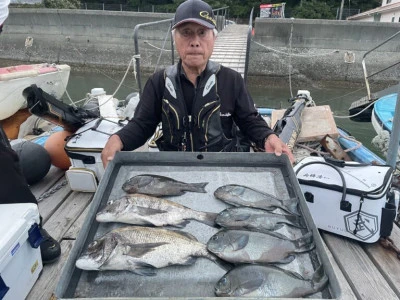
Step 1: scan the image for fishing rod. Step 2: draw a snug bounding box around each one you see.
[273,91,313,150]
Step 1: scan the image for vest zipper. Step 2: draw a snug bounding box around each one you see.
[197,101,219,128]
[204,104,221,146]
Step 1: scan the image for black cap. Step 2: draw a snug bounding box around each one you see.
[172,0,216,30]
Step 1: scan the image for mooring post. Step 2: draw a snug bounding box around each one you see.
[386,83,400,169]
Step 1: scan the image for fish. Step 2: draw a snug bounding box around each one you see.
[122,174,208,196]
[214,184,299,215]
[215,207,305,232]
[215,264,328,297]
[75,226,229,276]
[96,194,217,227]
[207,229,315,264]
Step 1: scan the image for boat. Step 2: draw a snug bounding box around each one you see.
[0,63,71,120]
[371,93,400,164]
[372,93,398,134]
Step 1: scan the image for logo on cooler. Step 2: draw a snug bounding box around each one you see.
[344,211,378,241]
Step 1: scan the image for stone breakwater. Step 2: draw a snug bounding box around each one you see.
[1,8,399,84]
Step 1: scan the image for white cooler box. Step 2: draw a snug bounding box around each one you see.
[294,157,398,243]
[0,203,43,300]
[65,118,127,192]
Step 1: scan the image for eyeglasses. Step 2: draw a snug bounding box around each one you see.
[176,28,212,39]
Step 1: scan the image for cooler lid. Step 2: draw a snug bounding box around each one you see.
[0,203,40,265]
[65,118,127,151]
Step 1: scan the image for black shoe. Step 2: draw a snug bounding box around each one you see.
[39,227,61,264]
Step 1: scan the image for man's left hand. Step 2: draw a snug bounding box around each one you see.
[264,134,295,164]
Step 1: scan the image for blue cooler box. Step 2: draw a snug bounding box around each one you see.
[0,203,43,300]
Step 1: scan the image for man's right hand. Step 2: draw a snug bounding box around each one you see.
[101,135,124,168]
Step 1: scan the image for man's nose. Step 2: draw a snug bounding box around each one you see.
[190,36,200,47]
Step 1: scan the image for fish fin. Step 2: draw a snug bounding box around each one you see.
[231,234,249,251]
[278,254,296,264]
[235,276,264,295]
[135,205,168,216]
[284,215,307,228]
[125,242,168,257]
[172,229,198,241]
[311,265,329,291]
[198,212,218,227]
[207,253,234,271]
[186,182,208,193]
[175,220,190,228]
[179,256,198,266]
[232,213,252,221]
[293,232,315,253]
[282,198,300,216]
[127,261,157,276]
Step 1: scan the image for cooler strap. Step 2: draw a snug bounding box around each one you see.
[296,161,352,212]
[65,150,96,164]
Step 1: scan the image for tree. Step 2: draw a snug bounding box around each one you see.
[292,0,336,19]
[44,0,80,9]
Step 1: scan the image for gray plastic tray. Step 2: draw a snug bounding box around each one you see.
[56,152,342,299]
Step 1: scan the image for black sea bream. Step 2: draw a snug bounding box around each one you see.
[122,174,208,196]
[96,194,217,227]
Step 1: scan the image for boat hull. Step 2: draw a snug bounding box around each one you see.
[0,64,71,120]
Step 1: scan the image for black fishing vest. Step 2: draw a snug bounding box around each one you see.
[157,61,234,152]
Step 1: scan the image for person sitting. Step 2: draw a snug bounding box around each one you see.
[0,124,61,264]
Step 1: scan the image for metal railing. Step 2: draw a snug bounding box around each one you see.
[244,7,254,84]
[133,7,230,96]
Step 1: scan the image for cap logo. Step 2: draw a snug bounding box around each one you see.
[200,11,216,26]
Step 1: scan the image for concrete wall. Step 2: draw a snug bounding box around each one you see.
[252,18,400,83]
[0,9,175,70]
[1,9,400,84]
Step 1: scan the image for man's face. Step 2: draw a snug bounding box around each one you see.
[174,22,216,72]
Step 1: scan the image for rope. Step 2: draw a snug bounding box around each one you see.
[154,26,172,73]
[379,237,400,260]
[84,55,140,111]
[333,98,378,119]
[144,41,172,52]
[253,40,340,58]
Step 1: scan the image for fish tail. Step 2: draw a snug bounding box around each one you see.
[293,232,315,253]
[311,265,329,292]
[197,211,218,227]
[286,215,307,228]
[207,252,234,271]
[187,182,208,193]
[282,198,300,216]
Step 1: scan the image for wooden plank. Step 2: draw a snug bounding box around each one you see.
[27,240,74,300]
[30,166,65,198]
[64,204,91,239]
[322,232,398,300]
[42,191,93,241]
[38,177,72,224]
[362,225,400,297]
[320,238,357,299]
[271,105,339,142]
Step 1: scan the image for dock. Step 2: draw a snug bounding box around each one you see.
[26,165,400,299]
[210,24,249,79]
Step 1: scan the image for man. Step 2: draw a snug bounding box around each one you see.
[101,0,294,166]
[0,2,61,265]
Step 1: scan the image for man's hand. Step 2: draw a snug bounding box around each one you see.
[101,135,124,168]
[264,134,295,164]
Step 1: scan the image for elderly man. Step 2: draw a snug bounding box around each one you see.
[101,0,294,166]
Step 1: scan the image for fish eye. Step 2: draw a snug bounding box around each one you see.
[212,235,219,241]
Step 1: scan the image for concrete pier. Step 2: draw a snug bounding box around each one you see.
[0,8,399,84]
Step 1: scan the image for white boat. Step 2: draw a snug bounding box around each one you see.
[0,63,71,120]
